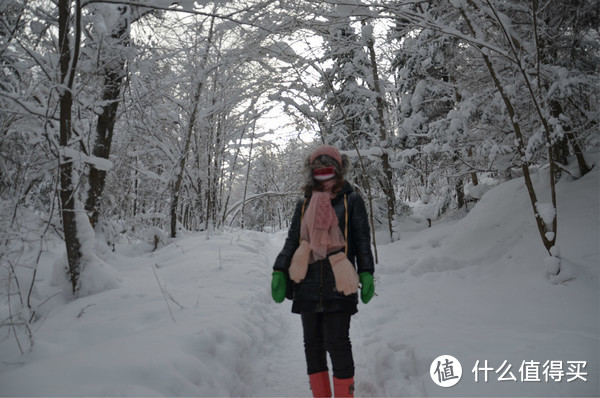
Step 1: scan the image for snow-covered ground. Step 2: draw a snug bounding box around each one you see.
[0,160,598,397]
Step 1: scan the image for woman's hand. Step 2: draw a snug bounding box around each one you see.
[271,271,287,303]
[359,272,374,304]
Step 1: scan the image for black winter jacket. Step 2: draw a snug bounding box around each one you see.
[273,182,375,314]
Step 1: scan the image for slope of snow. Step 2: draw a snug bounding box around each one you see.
[356,164,599,397]
[0,161,598,397]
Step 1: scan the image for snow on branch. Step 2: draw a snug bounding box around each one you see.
[225,191,297,220]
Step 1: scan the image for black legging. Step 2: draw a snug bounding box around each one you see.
[301,312,354,379]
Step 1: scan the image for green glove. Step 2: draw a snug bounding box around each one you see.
[271,271,287,303]
[359,272,374,304]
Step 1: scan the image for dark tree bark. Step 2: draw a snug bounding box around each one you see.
[58,0,83,295]
[85,14,129,227]
[364,21,396,241]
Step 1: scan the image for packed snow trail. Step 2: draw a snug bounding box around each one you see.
[249,232,309,397]
[251,299,308,396]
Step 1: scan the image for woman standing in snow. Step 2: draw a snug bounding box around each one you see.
[271,145,375,398]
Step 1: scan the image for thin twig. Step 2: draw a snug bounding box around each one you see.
[6,279,24,355]
[76,304,95,319]
[151,264,176,324]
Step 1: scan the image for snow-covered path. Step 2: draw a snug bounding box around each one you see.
[249,233,309,397]
[251,304,306,396]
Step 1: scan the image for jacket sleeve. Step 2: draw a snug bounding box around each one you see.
[349,192,375,274]
[273,198,305,274]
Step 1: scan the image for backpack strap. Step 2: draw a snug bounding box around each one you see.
[344,194,348,255]
[299,198,307,244]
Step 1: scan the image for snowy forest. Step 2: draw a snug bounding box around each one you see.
[1,0,599,395]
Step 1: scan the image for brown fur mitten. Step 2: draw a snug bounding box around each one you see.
[329,252,359,295]
[289,240,311,283]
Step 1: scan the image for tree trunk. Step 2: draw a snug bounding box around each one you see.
[566,131,591,176]
[364,20,396,241]
[456,177,465,209]
[240,125,256,230]
[85,17,129,227]
[461,3,557,260]
[220,121,247,225]
[468,147,479,186]
[170,14,216,238]
[550,100,591,177]
[58,0,82,295]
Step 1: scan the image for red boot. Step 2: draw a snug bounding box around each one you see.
[309,371,331,397]
[333,377,354,397]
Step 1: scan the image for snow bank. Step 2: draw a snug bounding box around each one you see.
[0,230,284,396]
[355,163,599,397]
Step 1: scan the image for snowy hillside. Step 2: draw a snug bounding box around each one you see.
[0,162,598,397]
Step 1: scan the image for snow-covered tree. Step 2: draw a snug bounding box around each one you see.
[383,0,599,272]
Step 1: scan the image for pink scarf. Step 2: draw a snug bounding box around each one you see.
[300,191,346,261]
